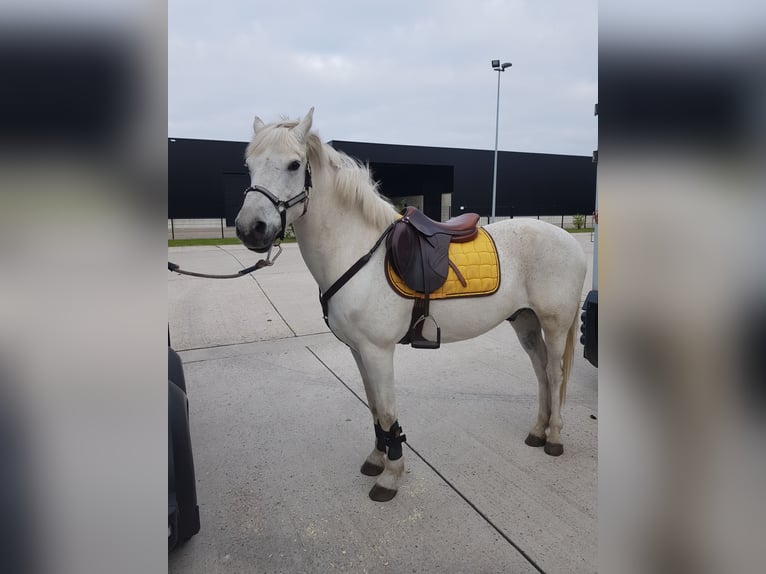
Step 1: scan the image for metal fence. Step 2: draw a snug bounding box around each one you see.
[168,218,237,240]
[480,214,596,229]
[168,213,595,240]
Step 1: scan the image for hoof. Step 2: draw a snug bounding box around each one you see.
[360,461,384,476]
[544,442,564,457]
[369,484,398,502]
[524,433,547,447]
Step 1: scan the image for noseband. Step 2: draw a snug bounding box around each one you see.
[243,161,313,241]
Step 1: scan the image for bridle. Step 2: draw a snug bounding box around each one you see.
[167,159,311,280]
[243,160,313,241]
[169,149,313,280]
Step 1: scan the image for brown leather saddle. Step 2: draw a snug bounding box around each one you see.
[386,206,480,348]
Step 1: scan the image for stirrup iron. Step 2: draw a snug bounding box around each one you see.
[410,314,441,349]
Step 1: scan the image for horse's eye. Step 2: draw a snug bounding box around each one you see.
[288,160,301,171]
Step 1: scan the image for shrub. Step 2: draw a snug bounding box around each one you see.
[572,214,586,230]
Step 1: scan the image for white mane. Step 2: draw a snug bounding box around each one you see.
[247,120,397,230]
[321,143,397,230]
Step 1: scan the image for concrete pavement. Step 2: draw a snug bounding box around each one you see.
[168,233,597,573]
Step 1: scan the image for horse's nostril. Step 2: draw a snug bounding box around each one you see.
[254,221,267,235]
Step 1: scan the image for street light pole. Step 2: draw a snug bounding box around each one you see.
[491,60,511,223]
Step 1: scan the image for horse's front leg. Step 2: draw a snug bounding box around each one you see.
[353,344,405,502]
[350,348,386,477]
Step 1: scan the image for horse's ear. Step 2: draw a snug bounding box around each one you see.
[292,107,314,143]
[253,116,265,134]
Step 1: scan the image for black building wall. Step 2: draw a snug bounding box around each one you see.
[330,140,595,219]
[168,138,249,223]
[168,138,595,224]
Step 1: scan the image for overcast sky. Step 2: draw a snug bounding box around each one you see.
[169,0,597,156]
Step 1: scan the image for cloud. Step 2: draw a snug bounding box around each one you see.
[169,0,597,155]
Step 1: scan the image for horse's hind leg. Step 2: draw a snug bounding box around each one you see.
[350,348,386,477]
[539,314,576,457]
[509,309,550,448]
[353,344,405,502]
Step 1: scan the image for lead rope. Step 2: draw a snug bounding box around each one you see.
[168,242,283,279]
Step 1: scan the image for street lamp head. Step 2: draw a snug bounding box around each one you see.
[491,59,500,68]
[501,62,512,70]
[491,60,512,71]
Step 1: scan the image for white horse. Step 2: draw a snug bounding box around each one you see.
[235,108,587,502]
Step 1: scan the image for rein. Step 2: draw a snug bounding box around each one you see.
[319,221,396,321]
[168,243,282,279]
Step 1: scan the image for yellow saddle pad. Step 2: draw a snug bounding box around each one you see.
[386,228,501,299]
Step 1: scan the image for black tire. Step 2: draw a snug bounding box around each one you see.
[168,367,200,549]
[580,290,598,368]
[168,347,187,393]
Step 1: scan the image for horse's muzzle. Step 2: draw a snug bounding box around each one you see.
[235,220,274,253]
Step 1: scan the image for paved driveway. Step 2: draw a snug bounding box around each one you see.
[168,232,597,573]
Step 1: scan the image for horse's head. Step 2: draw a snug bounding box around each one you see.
[235,107,314,252]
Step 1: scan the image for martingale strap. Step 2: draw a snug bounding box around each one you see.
[319,220,397,323]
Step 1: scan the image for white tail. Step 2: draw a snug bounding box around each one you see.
[560,310,579,406]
